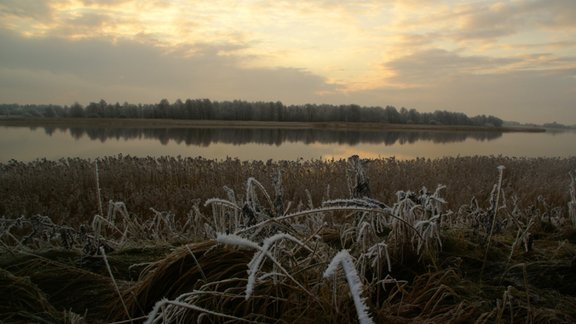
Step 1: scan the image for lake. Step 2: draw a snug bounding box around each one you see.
[1,125,575,162]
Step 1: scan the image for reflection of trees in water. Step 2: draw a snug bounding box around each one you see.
[43,126,68,136]
[46,127,502,146]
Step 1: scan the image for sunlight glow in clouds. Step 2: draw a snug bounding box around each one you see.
[0,0,575,124]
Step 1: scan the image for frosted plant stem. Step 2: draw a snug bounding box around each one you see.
[246,177,274,211]
[568,170,576,227]
[2,231,28,253]
[100,247,131,322]
[235,206,422,240]
[216,233,315,301]
[95,160,104,217]
[324,250,374,324]
[145,299,263,324]
[204,198,242,210]
[109,315,149,323]
[185,245,207,282]
[481,165,505,279]
[0,238,18,255]
[522,263,532,322]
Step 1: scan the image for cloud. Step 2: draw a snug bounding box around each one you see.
[527,0,576,29]
[451,0,576,42]
[0,29,337,104]
[436,68,576,123]
[384,49,520,86]
[342,66,576,124]
[453,2,526,40]
[80,0,134,6]
[71,11,107,27]
[0,0,53,22]
[0,0,574,124]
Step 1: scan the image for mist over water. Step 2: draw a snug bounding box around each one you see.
[1,126,575,162]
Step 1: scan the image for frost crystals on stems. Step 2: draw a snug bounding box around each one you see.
[324,249,374,324]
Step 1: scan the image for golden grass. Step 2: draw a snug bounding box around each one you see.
[1,155,574,225]
[1,155,575,323]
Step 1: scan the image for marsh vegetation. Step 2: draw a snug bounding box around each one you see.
[1,155,575,323]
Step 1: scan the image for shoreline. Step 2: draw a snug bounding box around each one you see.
[0,117,546,132]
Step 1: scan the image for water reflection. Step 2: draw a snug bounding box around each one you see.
[40,126,502,146]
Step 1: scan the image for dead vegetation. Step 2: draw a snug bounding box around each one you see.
[1,155,575,323]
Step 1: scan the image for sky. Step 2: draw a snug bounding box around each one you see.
[0,0,575,124]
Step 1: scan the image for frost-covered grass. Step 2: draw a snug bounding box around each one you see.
[1,155,576,323]
[1,155,575,223]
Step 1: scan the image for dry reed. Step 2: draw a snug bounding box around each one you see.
[1,155,576,323]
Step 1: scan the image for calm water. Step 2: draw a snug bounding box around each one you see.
[1,125,575,162]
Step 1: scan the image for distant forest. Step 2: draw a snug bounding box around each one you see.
[0,99,504,127]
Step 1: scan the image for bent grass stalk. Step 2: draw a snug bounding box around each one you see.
[234,206,423,241]
[205,198,242,210]
[413,215,442,261]
[246,177,274,212]
[185,245,207,282]
[324,249,374,324]
[100,246,130,322]
[216,233,314,300]
[145,298,263,324]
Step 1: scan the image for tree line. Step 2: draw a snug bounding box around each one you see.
[0,98,504,127]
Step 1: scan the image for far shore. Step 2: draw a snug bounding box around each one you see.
[0,117,546,132]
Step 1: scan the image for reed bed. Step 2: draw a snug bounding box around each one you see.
[1,155,574,224]
[0,155,575,323]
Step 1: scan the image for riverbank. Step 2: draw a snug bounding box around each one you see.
[0,117,546,132]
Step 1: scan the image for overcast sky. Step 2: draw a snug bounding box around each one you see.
[0,0,575,124]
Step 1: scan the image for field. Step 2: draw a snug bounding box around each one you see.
[1,155,575,323]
